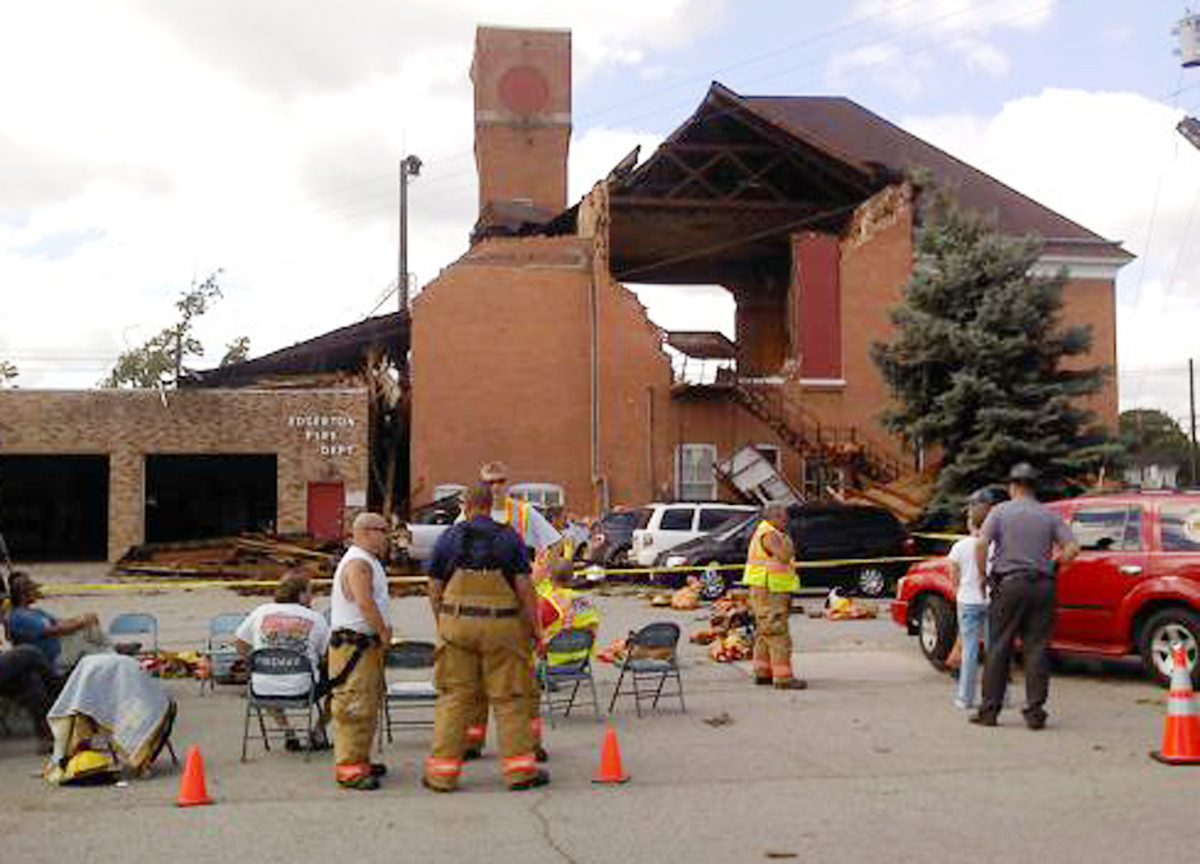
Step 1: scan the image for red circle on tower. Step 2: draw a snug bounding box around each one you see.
[498,65,550,116]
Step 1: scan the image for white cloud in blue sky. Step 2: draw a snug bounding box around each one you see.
[1,0,1197,432]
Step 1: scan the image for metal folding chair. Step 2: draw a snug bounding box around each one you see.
[607,622,686,717]
[240,648,319,762]
[108,613,159,665]
[379,640,436,748]
[200,612,246,694]
[539,628,602,725]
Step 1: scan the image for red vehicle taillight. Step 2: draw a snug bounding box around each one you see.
[903,536,916,555]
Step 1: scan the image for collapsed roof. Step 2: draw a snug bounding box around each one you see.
[183,312,407,388]
[606,82,1131,284]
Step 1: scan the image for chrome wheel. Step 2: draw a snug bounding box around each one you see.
[1149,621,1199,680]
[858,566,887,597]
[920,604,942,655]
[699,563,727,601]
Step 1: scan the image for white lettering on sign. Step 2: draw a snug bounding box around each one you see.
[288,413,358,458]
[288,414,356,428]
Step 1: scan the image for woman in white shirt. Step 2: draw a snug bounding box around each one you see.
[946,497,994,709]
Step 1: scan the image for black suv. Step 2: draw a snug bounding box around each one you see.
[652,502,913,599]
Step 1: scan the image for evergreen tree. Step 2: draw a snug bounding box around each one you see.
[872,184,1121,524]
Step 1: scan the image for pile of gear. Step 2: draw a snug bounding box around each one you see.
[824,589,877,620]
[690,591,754,663]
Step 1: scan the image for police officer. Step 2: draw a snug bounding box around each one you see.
[328,512,393,790]
[970,463,1079,730]
[423,482,549,792]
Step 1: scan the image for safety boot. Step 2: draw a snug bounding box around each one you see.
[509,769,550,791]
[774,678,808,690]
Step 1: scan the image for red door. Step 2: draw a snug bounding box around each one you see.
[307,482,345,542]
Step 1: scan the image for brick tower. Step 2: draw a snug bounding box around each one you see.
[471,26,571,219]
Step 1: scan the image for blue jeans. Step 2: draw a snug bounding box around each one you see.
[957,603,990,707]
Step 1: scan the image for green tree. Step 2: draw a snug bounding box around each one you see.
[101,271,246,388]
[1120,408,1195,486]
[0,360,17,387]
[871,184,1120,524]
[220,335,251,366]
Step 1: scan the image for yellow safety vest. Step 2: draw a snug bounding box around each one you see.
[742,520,799,593]
[544,587,600,666]
[498,498,553,595]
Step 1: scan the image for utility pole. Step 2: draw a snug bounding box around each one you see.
[398,154,422,313]
[1191,358,1198,486]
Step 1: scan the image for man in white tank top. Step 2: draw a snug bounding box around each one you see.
[328,511,393,790]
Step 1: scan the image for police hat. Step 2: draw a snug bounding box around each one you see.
[1007,462,1039,482]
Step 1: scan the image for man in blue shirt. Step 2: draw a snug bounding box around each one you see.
[7,573,100,672]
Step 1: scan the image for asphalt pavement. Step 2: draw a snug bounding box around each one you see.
[1,576,1193,864]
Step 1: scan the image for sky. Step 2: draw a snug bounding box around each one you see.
[1,0,1198,431]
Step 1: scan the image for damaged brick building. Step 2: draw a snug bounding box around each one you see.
[410,26,1131,517]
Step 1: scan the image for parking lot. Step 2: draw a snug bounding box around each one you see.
[1,567,1195,864]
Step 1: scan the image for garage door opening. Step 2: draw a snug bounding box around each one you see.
[145,455,277,543]
[0,455,109,562]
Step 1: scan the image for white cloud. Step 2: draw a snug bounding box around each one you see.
[0,0,728,388]
[903,88,1200,424]
[827,43,926,100]
[832,0,1056,93]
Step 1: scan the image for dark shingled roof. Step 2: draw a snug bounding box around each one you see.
[183,312,407,388]
[737,92,1131,259]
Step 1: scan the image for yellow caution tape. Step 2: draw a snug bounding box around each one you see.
[41,551,946,593]
[573,554,935,578]
[41,576,428,594]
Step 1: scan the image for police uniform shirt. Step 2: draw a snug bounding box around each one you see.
[980,498,1075,579]
[429,516,531,584]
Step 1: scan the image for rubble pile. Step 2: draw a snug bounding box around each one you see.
[690,590,754,663]
[113,533,427,596]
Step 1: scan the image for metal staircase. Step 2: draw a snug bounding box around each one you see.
[729,379,904,486]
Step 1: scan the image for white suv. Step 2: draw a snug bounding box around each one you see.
[630,502,757,568]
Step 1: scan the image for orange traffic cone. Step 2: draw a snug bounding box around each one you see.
[1150,644,1200,765]
[177,745,214,806]
[592,726,630,784]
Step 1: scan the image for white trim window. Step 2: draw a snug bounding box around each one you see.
[676,443,718,501]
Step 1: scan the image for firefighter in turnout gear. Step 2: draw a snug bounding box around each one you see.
[423,482,549,792]
[328,512,393,790]
[460,461,561,762]
[742,503,806,690]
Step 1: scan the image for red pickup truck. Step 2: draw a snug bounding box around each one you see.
[892,492,1200,686]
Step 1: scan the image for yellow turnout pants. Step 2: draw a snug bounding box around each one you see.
[750,586,795,682]
[425,570,538,790]
[329,641,383,783]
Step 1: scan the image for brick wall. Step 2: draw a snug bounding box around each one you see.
[0,388,369,560]
[473,26,571,215]
[410,225,674,517]
[1059,276,1119,430]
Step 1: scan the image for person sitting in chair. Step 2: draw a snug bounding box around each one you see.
[538,560,600,668]
[235,570,332,752]
[6,573,105,676]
